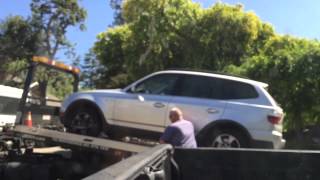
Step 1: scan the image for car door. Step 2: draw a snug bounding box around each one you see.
[113,73,181,129]
[167,75,227,133]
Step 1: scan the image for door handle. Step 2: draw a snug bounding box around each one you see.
[137,95,145,102]
[207,108,219,114]
[154,102,165,108]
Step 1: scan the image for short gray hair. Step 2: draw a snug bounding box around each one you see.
[170,107,183,118]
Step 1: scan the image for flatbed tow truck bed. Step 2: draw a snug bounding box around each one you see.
[4,126,320,180]
[0,125,152,180]
[12,125,149,153]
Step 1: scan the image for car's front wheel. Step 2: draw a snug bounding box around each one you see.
[65,104,102,137]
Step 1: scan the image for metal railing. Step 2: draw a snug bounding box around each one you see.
[85,146,320,180]
[174,147,320,180]
[84,144,173,180]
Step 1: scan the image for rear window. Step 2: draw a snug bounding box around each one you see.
[175,75,258,100]
[220,79,259,100]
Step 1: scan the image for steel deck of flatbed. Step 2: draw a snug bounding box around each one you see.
[12,125,150,153]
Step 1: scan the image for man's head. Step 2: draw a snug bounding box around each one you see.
[169,107,183,123]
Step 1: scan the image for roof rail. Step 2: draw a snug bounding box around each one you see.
[165,68,250,80]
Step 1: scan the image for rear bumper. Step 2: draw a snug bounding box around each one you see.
[250,130,286,149]
[251,138,286,149]
[251,139,273,148]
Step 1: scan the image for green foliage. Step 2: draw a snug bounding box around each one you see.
[95,1,273,83]
[0,16,39,83]
[45,71,74,99]
[94,25,132,87]
[31,0,87,58]
[81,50,107,89]
[2,59,29,88]
[0,16,38,60]
[0,0,87,101]
[29,0,87,102]
[110,0,124,25]
[228,36,320,130]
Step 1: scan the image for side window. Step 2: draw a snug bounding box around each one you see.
[174,75,258,100]
[0,96,20,115]
[221,80,258,99]
[132,74,180,95]
[176,75,220,99]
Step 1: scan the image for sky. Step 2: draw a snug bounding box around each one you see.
[1,0,320,64]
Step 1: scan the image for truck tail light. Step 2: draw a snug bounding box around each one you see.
[268,115,282,125]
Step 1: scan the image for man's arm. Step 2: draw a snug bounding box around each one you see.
[160,126,174,144]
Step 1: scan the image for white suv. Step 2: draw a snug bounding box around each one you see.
[60,70,285,149]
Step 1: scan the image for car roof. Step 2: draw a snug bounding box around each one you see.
[154,70,269,88]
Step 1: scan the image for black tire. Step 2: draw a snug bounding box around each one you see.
[65,104,102,137]
[206,128,249,148]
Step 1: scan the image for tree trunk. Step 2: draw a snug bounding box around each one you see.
[0,71,6,82]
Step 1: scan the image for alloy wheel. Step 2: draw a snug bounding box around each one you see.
[70,112,98,135]
[212,133,241,148]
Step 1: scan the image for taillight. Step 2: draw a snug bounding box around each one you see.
[268,115,282,124]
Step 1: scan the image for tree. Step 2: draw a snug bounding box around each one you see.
[31,0,86,59]
[0,16,39,83]
[79,0,124,89]
[0,0,87,102]
[110,0,124,26]
[121,0,201,76]
[30,0,87,103]
[94,25,132,87]
[227,35,320,130]
[94,1,273,85]
[81,49,106,89]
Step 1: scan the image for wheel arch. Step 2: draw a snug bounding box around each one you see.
[196,119,252,146]
[62,99,108,129]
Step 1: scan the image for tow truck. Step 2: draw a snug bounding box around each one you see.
[0,56,151,179]
[1,56,320,180]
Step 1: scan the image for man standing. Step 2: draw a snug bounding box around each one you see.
[160,107,197,148]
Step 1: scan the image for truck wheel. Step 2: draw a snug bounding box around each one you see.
[66,105,102,137]
[208,128,249,148]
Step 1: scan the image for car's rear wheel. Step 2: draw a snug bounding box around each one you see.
[208,128,249,148]
[65,104,102,137]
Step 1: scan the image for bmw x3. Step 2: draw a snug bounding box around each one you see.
[61,70,286,149]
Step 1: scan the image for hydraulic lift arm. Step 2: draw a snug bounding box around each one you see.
[16,56,80,125]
